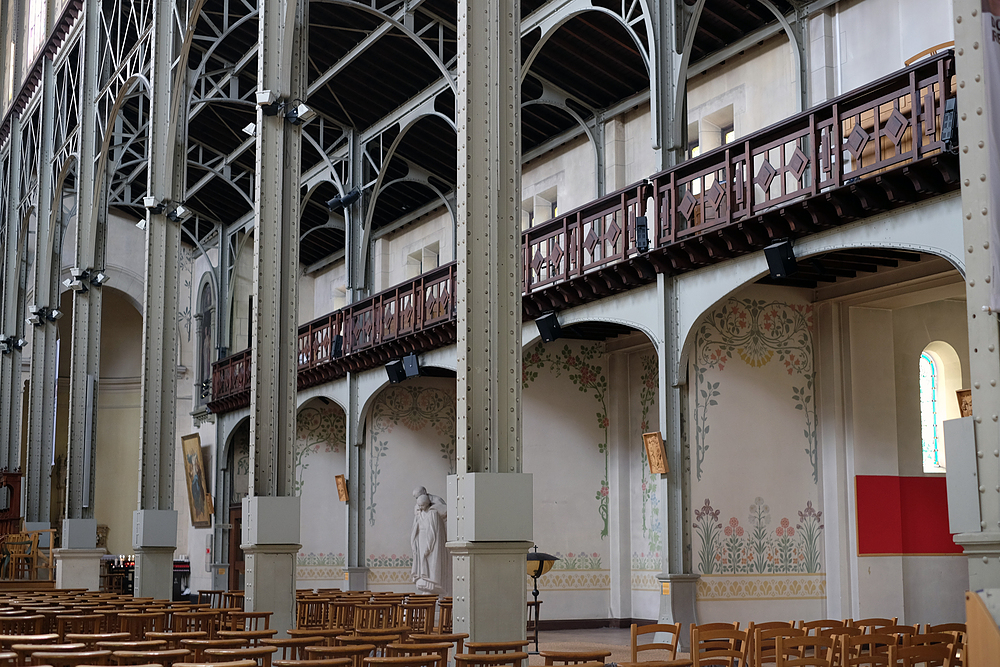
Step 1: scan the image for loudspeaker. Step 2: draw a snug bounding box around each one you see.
[942,98,958,149]
[385,360,406,384]
[764,240,797,279]
[536,312,561,343]
[635,216,649,253]
[402,353,420,378]
[331,335,343,359]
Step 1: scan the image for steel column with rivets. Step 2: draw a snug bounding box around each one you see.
[0,116,24,473]
[133,0,183,598]
[243,0,306,636]
[24,51,58,531]
[448,0,533,643]
[952,0,1000,586]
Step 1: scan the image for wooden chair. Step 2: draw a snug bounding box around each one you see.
[886,643,955,667]
[354,606,393,632]
[198,592,226,609]
[64,633,131,649]
[304,644,376,667]
[217,630,279,647]
[690,627,748,667]
[261,637,325,662]
[0,652,14,667]
[286,629,344,647]
[111,648,192,666]
[274,660,353,667]
[841,633,898,667]
[57,614,103,640]
[225,614,272,633]
[363,657,444,667]
[463,642,529,655]
[174,611,220,638]
[0,615,44,635]
[408,634,468,656]
[96,641,169,654]
[10,643,87,666]
[387,641,452,667]
[3,533,37,580]
[145,630,208,649]
[221,593,245,612]
[798,621,845,637]
[118,613,166,640]
[774,636,835,667]
[31,650,112,666]
[180,638,250,662]
[453,653,529,667]
[435,600,451,634]
[0,635,59,650]
[923,625,966,643]
[179,662,257,667]
[850,620,899,634]
[539,651,612,666]
[614,623,689,667]
[296,601,328,630]
[399,605,435,635]
[204,646,277,667]
[753,627,804,667]
[335,635,398,656]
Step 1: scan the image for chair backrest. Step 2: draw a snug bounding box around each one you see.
[297,600,329,629]
[841,633,898,667]
[881,626,919,640]
[401,604,436,634]
[305,642,377,667]
[774,636,835,667]
[111,648,193,666]
[30,649,111,666]
[261,637,325,661]
[174,610,220,637]
[118,612,166,640]
[886,643,953,667]
[181,638,251,661]
[690,627,749,667]
[355,605,393,631]
[923,624,966,643]
[57,614,103,640]
[0,614,44,635]
[754,627,805,667]
[454,653,530,667]
[228,612,272,632]
[630,622,681,663]
[436,600,453,634]
[363,656,442,667]
[204,646,277,667]
[464,642,530,655]
[850,619,899,634]
[799,621,846,636]
[274,660,354,667]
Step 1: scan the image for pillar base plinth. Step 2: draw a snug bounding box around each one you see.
[657,573,699,651]
[344,566,369,591]
[54,548,105,591]
[243,543,299,636]
[447,540,533,642]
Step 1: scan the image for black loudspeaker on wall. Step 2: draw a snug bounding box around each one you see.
[764,240,797,279]
[635,216,649,253]
[402,353,420,378]
[385,359,406,384]
[535,312,561,343]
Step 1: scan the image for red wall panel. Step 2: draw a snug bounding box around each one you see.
[855,475,962,555]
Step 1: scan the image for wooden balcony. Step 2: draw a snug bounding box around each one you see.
[209,52,958,414]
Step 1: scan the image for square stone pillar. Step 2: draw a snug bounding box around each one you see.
[344,567,369,592]
[55,548,104,591]
[133,509,177,599]
[447,473,533,641]
[656,573,699,650]
[242,496,300,636]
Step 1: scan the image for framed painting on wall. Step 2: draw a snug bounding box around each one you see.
[643,432,669,475]
[182,434,214,528]
[957,389,973,418]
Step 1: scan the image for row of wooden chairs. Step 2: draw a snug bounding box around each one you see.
[617,620,966,667]
[293,595,450,636]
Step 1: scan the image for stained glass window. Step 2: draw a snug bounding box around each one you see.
[919,351,944,472]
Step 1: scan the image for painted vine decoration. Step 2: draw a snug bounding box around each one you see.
[367,386,456,526]
[294,403,345,493]
[693,497,824,575]
[523,341,611,538]
[638,355,661,553]
[693,299,816,482]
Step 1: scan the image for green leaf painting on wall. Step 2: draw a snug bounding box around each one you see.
[693,298,816,482]
[295,402,345,494]
[638,354,661,553]
[523,341,611,539]
[366,385,456,526]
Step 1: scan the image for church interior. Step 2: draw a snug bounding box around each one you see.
[2,0,1000,661]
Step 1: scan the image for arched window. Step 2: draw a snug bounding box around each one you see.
[197,281,215,405]
[919,351,943,472]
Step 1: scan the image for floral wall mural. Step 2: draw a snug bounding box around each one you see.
[523,341,611,538]
[295,401,345,493]
[367,385,456,527]
[364,379,456,591]
[690,288,824,612]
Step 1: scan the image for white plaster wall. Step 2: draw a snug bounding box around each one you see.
[373,209,453,293]
[523,134,597,220]
[836,0,955,94]
[311,259,347,317]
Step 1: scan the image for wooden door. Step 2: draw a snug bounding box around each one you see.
[229,504,245,591]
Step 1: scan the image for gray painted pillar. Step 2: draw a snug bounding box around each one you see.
[134,0,183,598]
[0,116,25,471]
[448,0,533,643]
[244,0,307,635]
[344,372,368,590]
[25,54,58,529]
[952,0,1000,586]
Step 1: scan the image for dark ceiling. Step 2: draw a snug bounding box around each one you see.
[123,0,797,268]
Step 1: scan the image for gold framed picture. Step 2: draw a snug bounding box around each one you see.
[335,474,349,502]
[642,432,669,475]
[181,434,214,528]
[957,389,973,418]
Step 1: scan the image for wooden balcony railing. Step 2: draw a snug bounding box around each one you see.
[210,52,957,413]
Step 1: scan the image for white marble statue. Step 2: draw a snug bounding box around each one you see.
[410,488,451,595]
